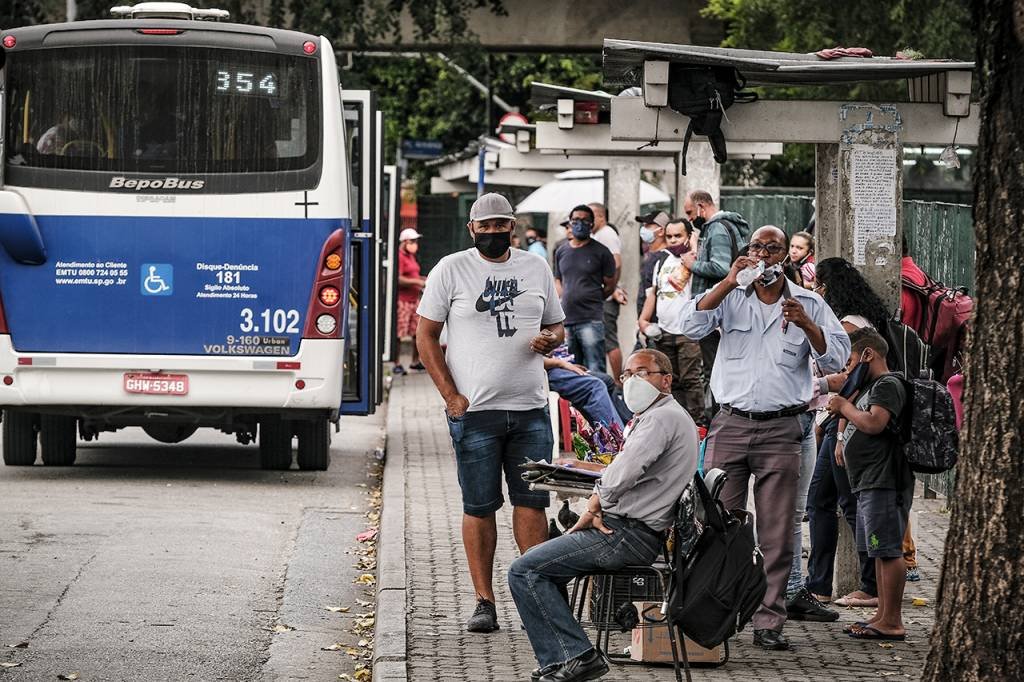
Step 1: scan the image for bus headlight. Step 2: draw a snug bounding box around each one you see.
[316,314,337,335]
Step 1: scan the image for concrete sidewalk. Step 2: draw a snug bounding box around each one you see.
[378,372,949,681]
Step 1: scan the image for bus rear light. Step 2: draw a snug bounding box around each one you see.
[276,361,301,370]
[137,28,184,35]
[303,41,317,54]
[2,36,15,49]
[325,253,342,270]
[319,286,340,306]
[315,314,337,335]
[3,376,12,386]
[295,379,306,390]
[17,358,32,366]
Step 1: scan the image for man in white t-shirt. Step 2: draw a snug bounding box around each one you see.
[588,202,628,383]
[637,219,705,423]
[417,192,566,635]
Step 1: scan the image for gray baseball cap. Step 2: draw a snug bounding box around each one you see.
[469,193,515,222]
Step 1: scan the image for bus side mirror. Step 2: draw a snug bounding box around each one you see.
[0,190,47,264]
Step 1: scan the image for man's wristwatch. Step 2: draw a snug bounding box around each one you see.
[837,432,846,443]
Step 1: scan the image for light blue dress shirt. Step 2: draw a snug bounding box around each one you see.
[680,283,851,412]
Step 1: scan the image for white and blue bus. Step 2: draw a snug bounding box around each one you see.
[0,3,393,470]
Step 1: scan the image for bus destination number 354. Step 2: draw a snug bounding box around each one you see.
[239,308,301,334]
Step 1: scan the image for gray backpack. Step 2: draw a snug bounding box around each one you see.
[892,376,959,474]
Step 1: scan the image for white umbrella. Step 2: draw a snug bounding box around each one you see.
[515,172,670,214]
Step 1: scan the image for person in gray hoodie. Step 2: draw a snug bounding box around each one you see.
[681,190,750,418]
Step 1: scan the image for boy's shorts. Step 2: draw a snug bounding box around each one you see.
[446,407,552,516]
[855,488,912,559]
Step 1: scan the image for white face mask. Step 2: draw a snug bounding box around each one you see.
[623,375,663,414]
[758,263,784,286]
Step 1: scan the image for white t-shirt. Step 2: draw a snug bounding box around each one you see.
[417,248,565,412]
[651,253,693,335]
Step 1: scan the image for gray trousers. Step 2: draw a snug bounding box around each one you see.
[704,409,803,632]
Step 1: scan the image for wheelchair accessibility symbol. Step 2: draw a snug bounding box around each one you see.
[141,264,173,296]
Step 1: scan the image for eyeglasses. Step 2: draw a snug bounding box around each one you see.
[747,242,786,255]
[619,369,669,382]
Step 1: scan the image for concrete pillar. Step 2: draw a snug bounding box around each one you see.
[608,159,642,355]
[682,142,722,205]
[815,143,841,259]
[816,108,904,598]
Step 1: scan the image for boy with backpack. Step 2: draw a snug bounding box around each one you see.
[826,328,912,641]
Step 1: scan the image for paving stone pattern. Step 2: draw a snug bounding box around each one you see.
[390,372,949,681]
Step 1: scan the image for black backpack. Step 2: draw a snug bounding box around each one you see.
[667,64,757,175]
[891,376,960,474]
[667,472,767,649]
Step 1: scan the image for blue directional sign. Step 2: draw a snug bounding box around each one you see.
[401,139,444,160]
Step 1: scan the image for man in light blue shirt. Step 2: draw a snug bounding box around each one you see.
[680,225,849,652]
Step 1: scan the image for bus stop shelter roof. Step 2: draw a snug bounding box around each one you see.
[601,39,975,89]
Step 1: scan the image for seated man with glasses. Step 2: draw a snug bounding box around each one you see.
[679,225,850,652]
[509,349,699,682]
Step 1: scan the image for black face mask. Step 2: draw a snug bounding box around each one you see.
[474,231,511,259]
[692,216,706,231]
[839,360,871,398]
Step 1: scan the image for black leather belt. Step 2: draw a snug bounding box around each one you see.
[721,403,807,421]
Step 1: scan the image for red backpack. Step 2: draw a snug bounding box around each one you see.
[900,274,973,383]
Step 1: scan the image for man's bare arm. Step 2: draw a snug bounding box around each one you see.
[416,317,468,417]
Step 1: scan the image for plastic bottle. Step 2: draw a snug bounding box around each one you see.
[736,260,765,287]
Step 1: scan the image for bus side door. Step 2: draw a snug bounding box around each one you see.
[381,164,400,368]
[340,90,384,416]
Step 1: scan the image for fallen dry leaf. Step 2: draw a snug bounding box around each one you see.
[272,624,294,633]
[1,662,22,668]
[912,597,929,607]
[353,573,376,585]
[325,606,350,613]
[58,673,80,680]
[355,599,372,608]
[878,642,895,649]
[6,642,28,649]
[321,643,344,651]
[338,675,354,681]
[345,648,360,657]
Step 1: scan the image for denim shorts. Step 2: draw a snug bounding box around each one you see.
[446,407,553,516]
[855,488,911,558]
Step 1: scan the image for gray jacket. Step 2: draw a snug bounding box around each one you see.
[690,211,749,296]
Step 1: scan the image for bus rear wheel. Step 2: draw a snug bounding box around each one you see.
[2,410,38,466]
[259,417,294,470]
[40,415,78,466]
[296,418,330,471]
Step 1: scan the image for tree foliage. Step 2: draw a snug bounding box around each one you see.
[706,0,975,187]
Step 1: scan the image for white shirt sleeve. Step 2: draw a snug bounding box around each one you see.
[416,259,452,323]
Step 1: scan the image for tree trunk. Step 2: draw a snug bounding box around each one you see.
[923,1,1024,680]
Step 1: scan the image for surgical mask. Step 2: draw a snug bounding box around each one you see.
[758,263,784,286]
[623,375,662,414]
[570,220,592,240]
[474,231,511,259]
[639,226,656,244]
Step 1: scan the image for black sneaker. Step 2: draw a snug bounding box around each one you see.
[786,587,840,622]
[466,598,499,633]
[409,361,425,371]
[538,649,609,681]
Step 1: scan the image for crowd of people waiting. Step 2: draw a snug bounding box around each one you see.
[406,190,963,682]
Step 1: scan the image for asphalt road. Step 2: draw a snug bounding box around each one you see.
[0,411,386,681]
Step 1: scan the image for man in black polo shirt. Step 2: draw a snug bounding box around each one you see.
[553,205,618,372]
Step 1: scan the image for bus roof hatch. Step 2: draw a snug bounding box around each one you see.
[109,3,230,21]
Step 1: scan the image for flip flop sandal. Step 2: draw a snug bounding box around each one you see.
[842,621,869,634]
[848,625,906,641]
[834,595,879,608]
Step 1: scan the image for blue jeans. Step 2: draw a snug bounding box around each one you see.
[787,412,817,596]
[566,321,606,373]
[446,408,553,516]
[547,368,624,429]
[509,515,663,668]
[805,424,877,597]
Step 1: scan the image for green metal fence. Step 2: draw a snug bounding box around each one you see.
[720,194,815,236]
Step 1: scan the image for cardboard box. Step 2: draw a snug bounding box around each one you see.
[629,601,723,665]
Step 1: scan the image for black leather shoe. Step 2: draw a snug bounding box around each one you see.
[786,587,840,622]
[537,649,609,682]
[753,628,792,651]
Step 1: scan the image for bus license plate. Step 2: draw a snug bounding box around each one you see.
[123,373,189,396]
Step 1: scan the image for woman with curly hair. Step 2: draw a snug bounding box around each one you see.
[804,257,891,611]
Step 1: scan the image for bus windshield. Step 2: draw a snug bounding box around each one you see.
[5,46,319,175]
